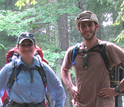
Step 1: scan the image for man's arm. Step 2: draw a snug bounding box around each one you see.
[61,67,81,103]
[61,67,73,90]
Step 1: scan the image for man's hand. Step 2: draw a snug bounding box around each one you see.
[98,87,119,98]
[69,86,81,104]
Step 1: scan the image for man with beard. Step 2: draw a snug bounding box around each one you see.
[61,10,124,107]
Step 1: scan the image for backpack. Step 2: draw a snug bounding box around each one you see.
[72,42,124,88]
[1,45,52,107]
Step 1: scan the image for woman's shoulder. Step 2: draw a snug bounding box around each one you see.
[0,62,13,74]
[4,62,13,69]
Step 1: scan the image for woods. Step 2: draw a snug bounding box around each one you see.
[1,0,124,106]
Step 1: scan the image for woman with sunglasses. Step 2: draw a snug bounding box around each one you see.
[61,10,124,107]
[0,32,66,107]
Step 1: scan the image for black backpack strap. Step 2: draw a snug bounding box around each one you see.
[35,53,47,89]
[8,64,39,90]
[36,54,51,106]
[8,64,47,90]
[8,53,47,90]
[98,43,110,71]
[8,52,19,90]
[8,53,51,106]
[36,66,47,89]
[72,42,110,71]
[8,63,21,91]
[85,42,110,71]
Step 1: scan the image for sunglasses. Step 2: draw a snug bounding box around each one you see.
[20,44,33,47]
[83,54,88,69]
[20,33,34,38]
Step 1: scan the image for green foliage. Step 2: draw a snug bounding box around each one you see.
[97,0,122,8]
[0,31,17,69]
[114,30,124,43]
[43,49,66,68]
[70,67,75,78]
[0,1,80,36]
[15,0,37,10]
[0,44,6,50]
[113,1,124,26]
[0,10,32,36]
[110,1,124,48]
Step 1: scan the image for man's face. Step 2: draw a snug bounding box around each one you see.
[78,21,99,40]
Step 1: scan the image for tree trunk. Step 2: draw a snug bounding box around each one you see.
[59,13,72,107]
[60,13,69,51]
[55,13,72,107]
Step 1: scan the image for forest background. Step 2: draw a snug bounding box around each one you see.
[1,0,124,107]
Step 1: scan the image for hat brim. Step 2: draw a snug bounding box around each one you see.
[78,19,91,22]
[18,38,34,44]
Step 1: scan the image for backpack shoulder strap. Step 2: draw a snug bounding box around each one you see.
[8,53,48,89]
[36,66,47,89]
[71,41,110,71]
[72,43,81,65]
[36,54,51,106]
[98,42,110,71]
[8,51,19,90]
[36,54,48,90]
[8,61,20,91]
[8,63,47,91]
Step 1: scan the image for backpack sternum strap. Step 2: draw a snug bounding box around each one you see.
[8,65,45,90]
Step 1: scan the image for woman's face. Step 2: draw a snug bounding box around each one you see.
[18,39,35,58]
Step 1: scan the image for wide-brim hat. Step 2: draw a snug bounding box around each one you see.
[75,10,99,28]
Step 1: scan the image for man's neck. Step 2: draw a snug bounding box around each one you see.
[83,38,98,49]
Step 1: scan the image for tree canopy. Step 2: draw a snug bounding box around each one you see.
[0,0,124,68]
[0,0,124,67]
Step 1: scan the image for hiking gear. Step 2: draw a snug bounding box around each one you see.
[17,32,35,45]
[72,42,124,88]
[6,45,48,64]
[83,54,88,69]
[75,10,99,29]
[1,54,65,107]
[72,42,110,70]
[1,45,51,107]
[3,99,47,107]
[115,86,121,94]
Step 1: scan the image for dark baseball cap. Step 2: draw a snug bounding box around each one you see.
[75,10,99,28]
[17,32,35,45]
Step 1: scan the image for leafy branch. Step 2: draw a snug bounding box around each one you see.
[15,0,37,10]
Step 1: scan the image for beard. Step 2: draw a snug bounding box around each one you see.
[81,28,96,40]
